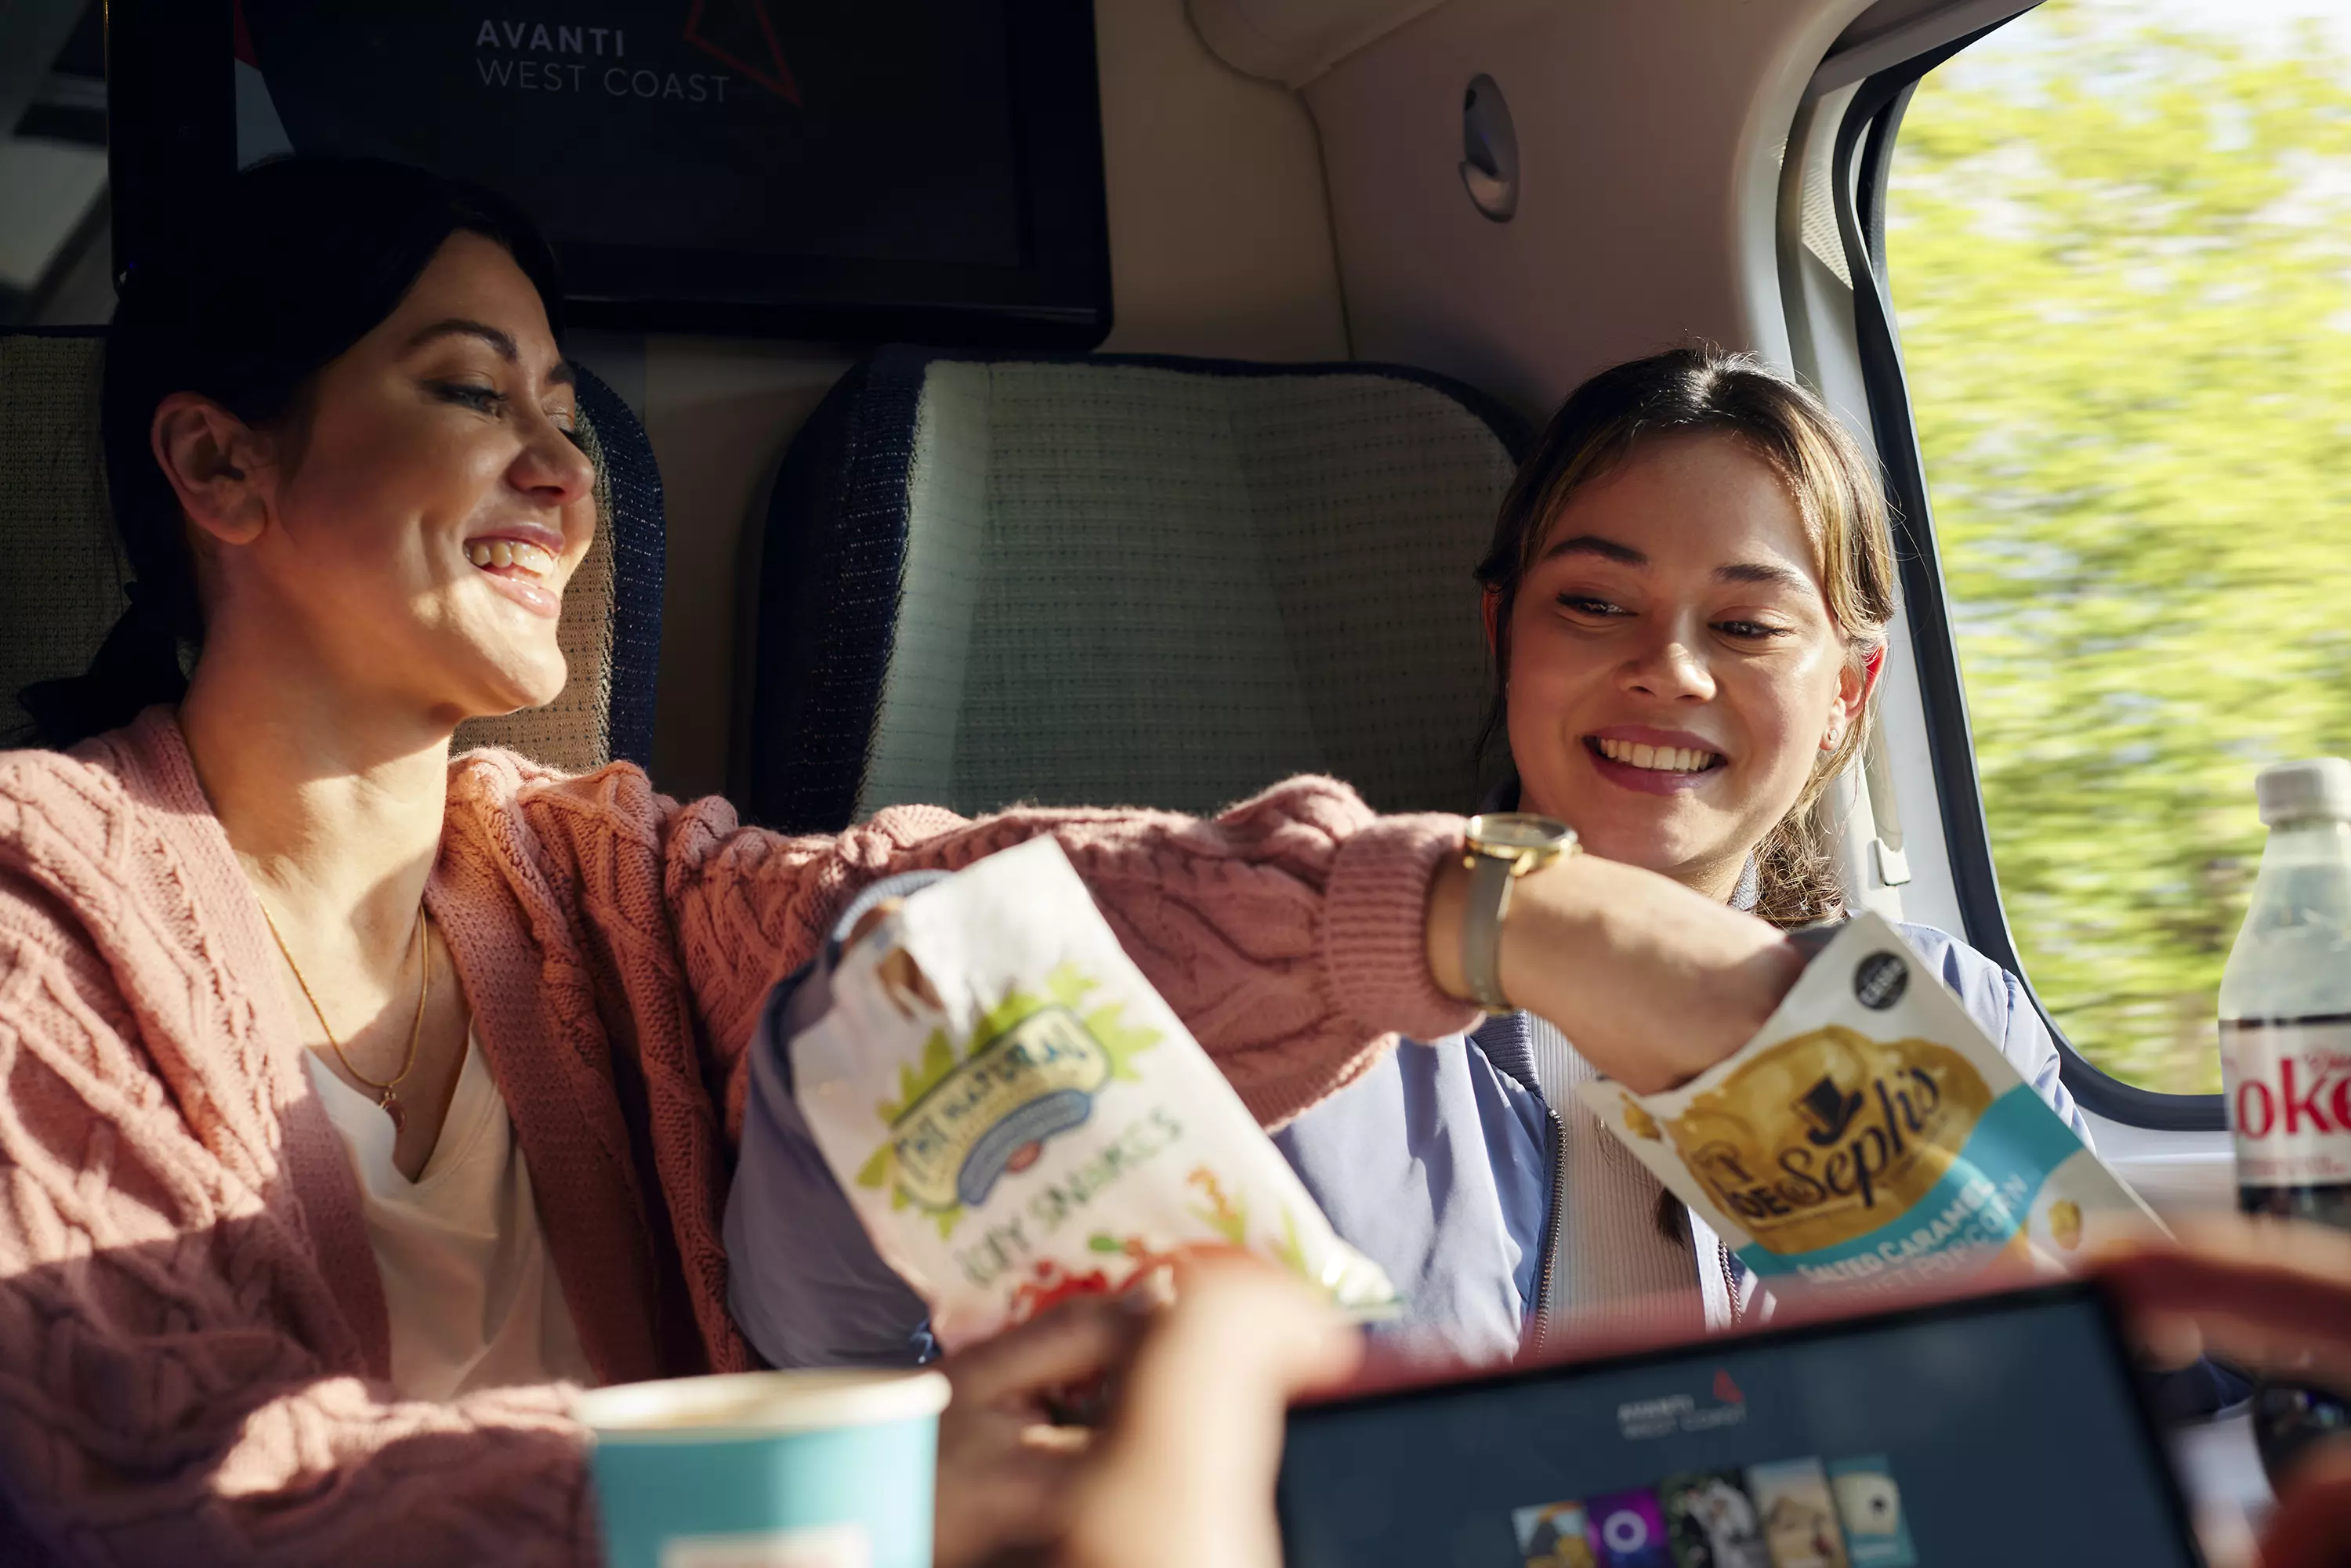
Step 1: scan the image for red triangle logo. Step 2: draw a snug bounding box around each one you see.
[1713,1369,1744,1404]
[232,0,259,67]
[683,0,802,106]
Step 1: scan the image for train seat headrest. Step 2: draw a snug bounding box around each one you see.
[737,347,1531,831]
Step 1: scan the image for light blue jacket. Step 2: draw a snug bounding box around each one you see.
[723,873,2088,1370]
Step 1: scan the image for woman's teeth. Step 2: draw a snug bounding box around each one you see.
[465,539,555,576]
[1595,737,1721,773]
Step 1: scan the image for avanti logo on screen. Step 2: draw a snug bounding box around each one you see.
[462,6,802,106]
[1614,1369,1747,1440]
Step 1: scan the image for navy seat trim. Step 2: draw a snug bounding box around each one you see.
[574,363,665,771]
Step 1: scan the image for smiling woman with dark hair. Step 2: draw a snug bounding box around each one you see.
[0,161,1812,1564]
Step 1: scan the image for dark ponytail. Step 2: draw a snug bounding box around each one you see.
[19,156,563,748]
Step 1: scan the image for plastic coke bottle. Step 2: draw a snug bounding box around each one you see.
[2219,757,2351,1484]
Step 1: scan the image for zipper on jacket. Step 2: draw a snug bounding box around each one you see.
[1531,1122,1740,1348]
[1528,1107,1570,1356]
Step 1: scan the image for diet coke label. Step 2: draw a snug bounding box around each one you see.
[2222,1016,2351,1188]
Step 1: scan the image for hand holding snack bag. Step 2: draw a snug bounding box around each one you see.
[1581,914,2165,1300]
[790,838,1398,1349]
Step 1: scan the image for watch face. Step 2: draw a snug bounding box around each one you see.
[1469,813,1573,853]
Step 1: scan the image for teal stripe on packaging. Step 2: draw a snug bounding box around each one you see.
[1734,1085,2088,1281]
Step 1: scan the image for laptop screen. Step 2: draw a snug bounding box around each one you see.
[1278,1284,2197,1567]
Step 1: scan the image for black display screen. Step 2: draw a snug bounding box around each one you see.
[111,2,1111,343]
[237,2,1023,268]
[1278,1284,2199,1567]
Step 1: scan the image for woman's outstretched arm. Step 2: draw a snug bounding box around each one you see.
[498,759,1483,1133]
[671,777,1480,1130]
[501,756,1799,1134]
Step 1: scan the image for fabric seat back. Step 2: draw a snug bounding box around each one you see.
[742,349,1527,830]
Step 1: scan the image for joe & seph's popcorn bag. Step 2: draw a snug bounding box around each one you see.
[1580,914,2165,1300]
[789,837,1398,1348]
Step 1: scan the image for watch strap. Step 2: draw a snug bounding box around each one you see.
[1462,849,1518,1014]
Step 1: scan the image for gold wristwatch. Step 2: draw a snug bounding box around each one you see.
[1460,812,1580,1015]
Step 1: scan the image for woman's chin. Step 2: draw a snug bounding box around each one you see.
[461,650,569,719]
[1564,803,1729,882]
[1579,831,1690,879]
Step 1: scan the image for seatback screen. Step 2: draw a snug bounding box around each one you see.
[1277,1286,2196,1567]
[236,2,1023,270]
[105,0,1114,341]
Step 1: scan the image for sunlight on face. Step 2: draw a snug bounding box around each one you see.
[242,231,597,723]
[1504,433,1863,896]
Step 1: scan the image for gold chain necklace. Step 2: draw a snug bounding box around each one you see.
[259,900,429,1134]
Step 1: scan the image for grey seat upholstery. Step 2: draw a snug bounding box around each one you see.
[0,328,665,770]
[739,348,1530,831]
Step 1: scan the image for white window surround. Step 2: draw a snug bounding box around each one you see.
[1767,6,2239,1184]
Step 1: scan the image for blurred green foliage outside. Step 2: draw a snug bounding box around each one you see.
[1889,6,2351,1094]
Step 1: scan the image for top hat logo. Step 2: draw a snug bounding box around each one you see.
[1793,1074,1866,1146]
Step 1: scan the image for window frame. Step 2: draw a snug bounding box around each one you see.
[1828,25,2226,1132]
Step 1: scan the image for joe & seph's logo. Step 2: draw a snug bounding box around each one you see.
[1658,1025,1994,1255]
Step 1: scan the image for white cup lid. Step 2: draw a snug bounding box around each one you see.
[2255,758,2351,827]
[573,1367,951,1444]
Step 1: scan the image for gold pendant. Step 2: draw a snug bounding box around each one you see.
[379,1088,408,1135]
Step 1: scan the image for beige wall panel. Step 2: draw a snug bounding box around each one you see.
[639,0,1347,799]
[1306,0,1864,418]
[1095,0,1349,360]
[640,339,854,798]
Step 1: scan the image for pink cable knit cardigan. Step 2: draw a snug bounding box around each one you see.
[0,709,1473,1566]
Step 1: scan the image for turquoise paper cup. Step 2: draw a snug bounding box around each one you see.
[574,1367,951,1568]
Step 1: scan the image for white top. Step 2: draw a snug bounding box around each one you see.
[304,1033,594,1400]
[1526,1016,1712,1334]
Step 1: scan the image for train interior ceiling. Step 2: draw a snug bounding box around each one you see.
[0,0,2277,1201]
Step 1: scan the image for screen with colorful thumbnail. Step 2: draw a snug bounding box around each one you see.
[1277,1284,2196,1566]
[1508,1451,1911,1568]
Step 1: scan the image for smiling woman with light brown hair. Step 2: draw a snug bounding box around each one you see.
[0,161,1808,1565]
[1474,345,1896,930]
[1468,347,2092,1322]
[1266,346,2098,1358]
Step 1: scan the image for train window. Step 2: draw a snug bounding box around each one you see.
[1886,0,2351,1095]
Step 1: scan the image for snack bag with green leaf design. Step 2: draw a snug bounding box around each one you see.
[789,837,1399,1348]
